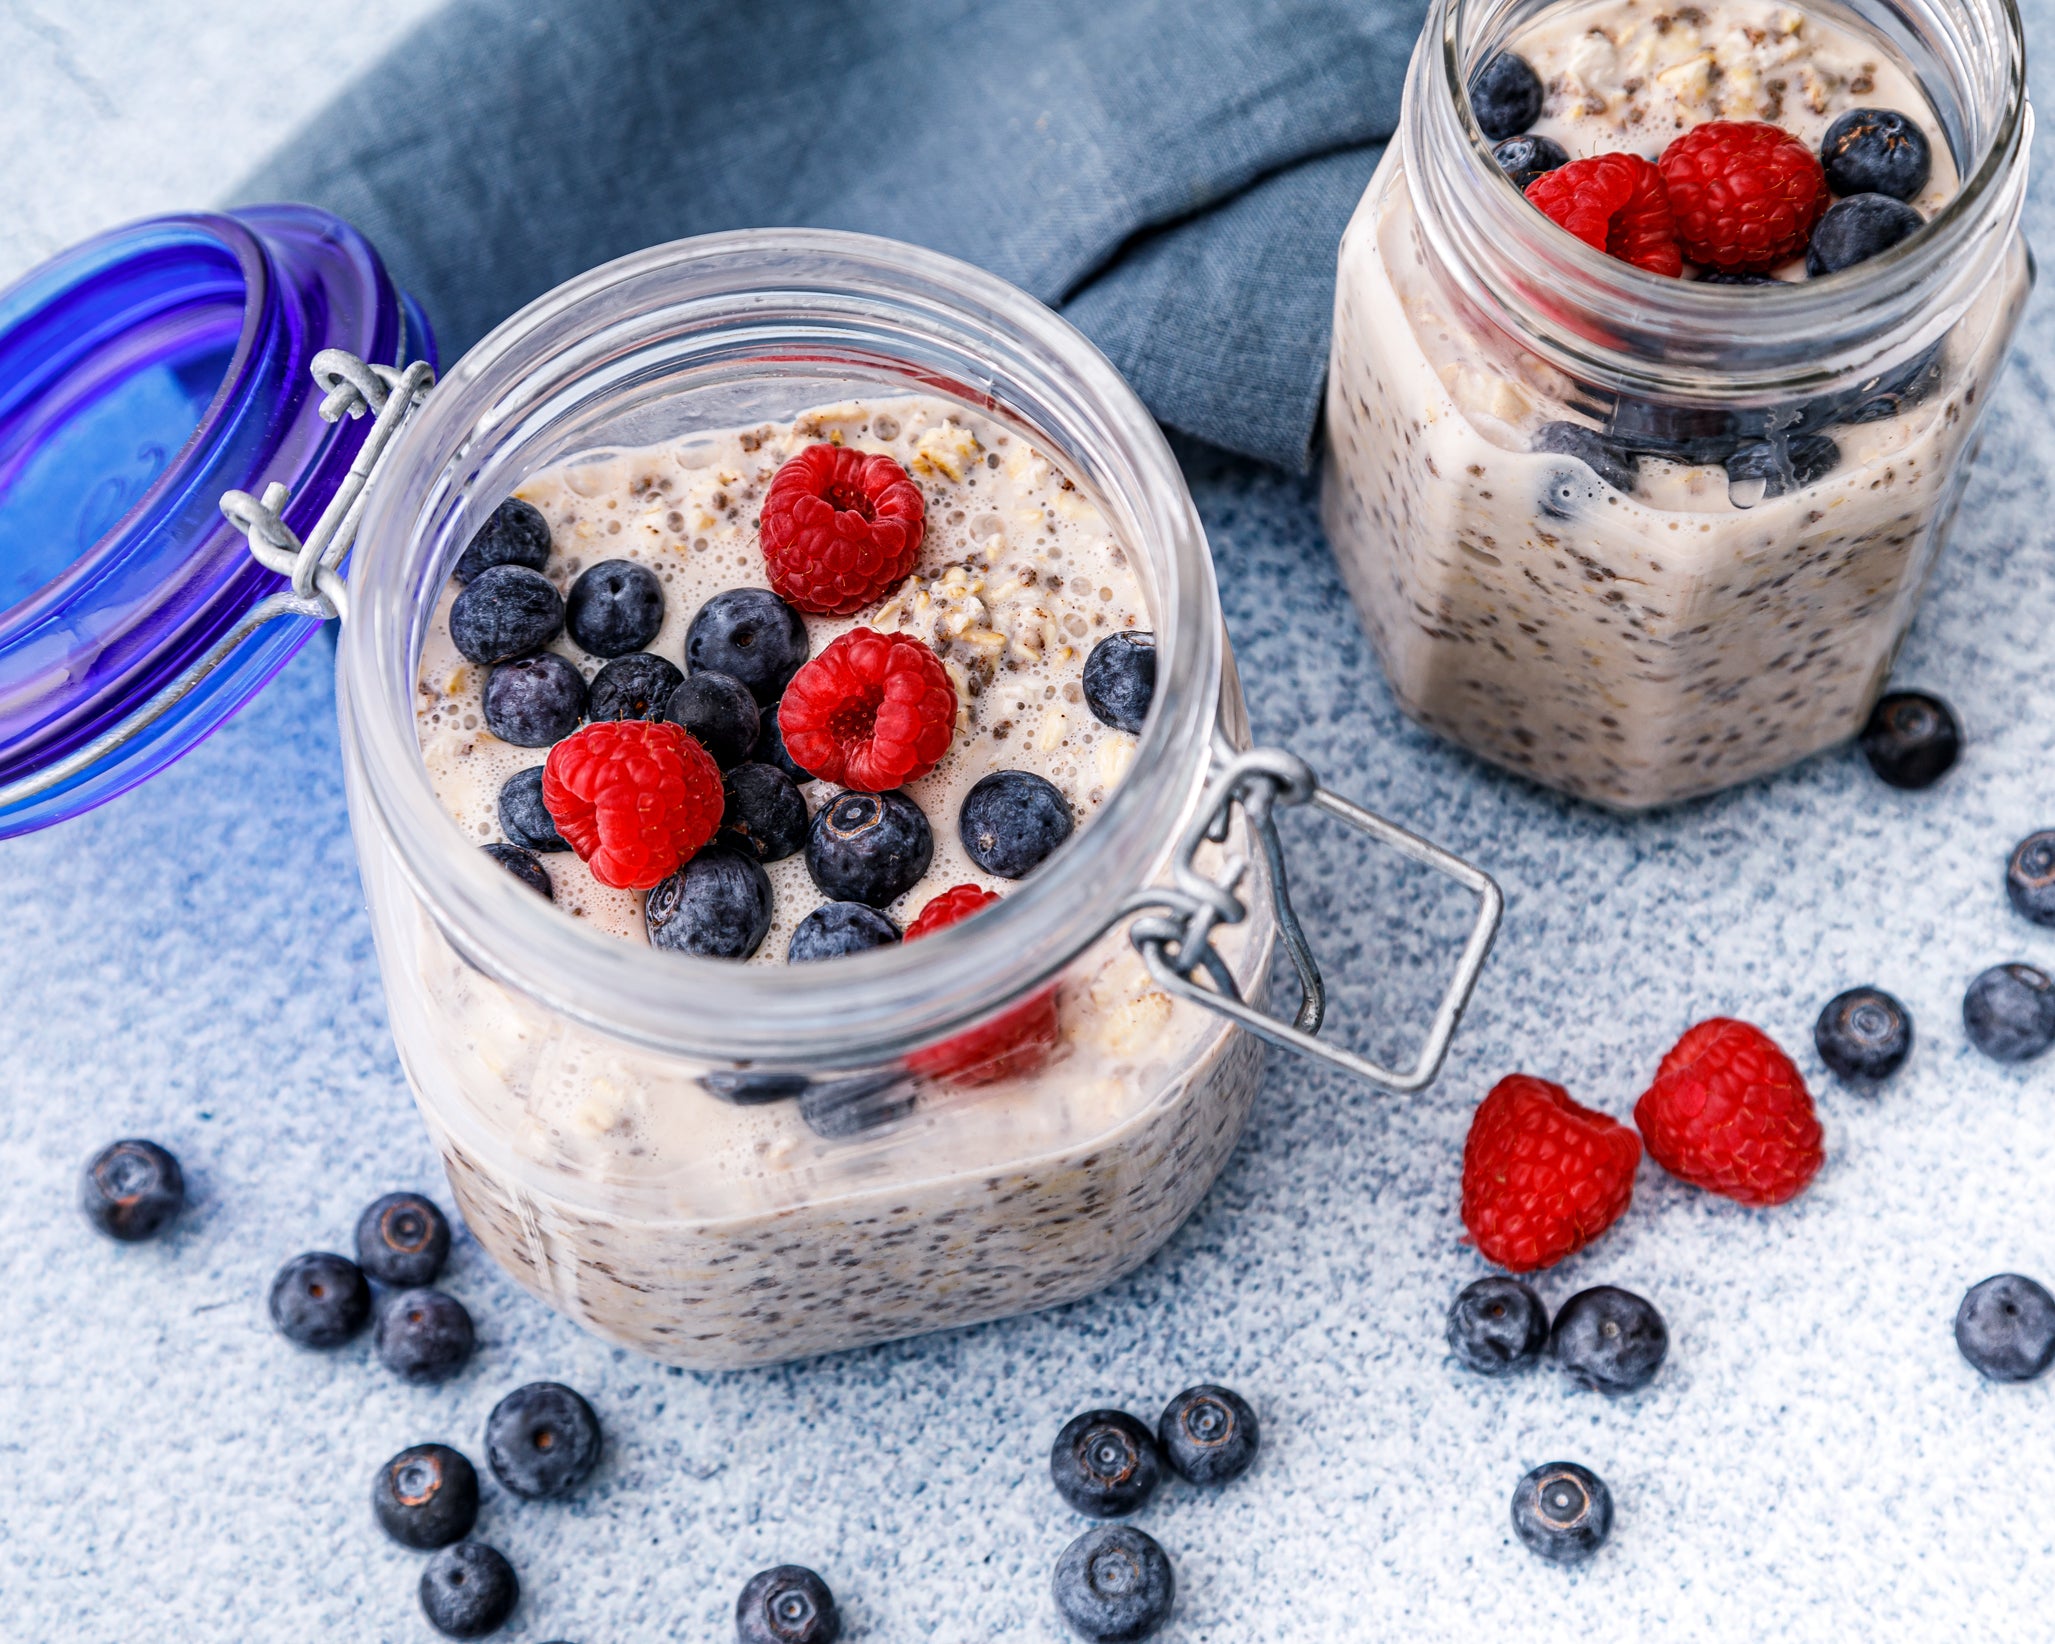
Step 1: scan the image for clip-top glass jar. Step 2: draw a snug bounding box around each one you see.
[1322,0,2032,809]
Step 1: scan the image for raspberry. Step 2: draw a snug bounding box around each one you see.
[904,886,1059,1085]
[1461,1075,1641,1272]
[541,719,723,890]
[1658,121,1827,271]
[1634,1018,1824,1206]
[779,629,957,791]
[759,443,925,616]
[1525,152,1682,277]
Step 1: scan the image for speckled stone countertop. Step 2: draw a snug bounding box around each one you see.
[3,4,2054,1638]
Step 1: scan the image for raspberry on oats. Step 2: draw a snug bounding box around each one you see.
[760,442,925,616]
[779,629,957,791]
[1658,121,1827,271]
[905,885,1060,1085]
[1525,153,1682,277]
[1461,1074,1641,1272]
[542,719,724,890]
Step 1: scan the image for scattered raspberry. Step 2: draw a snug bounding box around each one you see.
[1525,153,1682,277]
[779,628,957,791]
[541,720,722,890]
[1658,121,1827,271]
[905,886,1059,1084]
[759,443,925,616]
[1461,1075,1642,1272]
[1634,1018,1824,1206]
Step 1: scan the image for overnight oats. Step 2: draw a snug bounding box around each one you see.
[1324,0,2032,807]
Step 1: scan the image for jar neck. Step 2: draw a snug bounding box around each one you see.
[1401,0,2032,404]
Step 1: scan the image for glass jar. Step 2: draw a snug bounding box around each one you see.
[1322,0,2032,809]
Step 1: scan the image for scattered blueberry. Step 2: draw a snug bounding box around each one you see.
[959,770,1073,879]
[688,588,810,704]
[373,1443,479,1550]
[587,652,684,722]
[807,790,933,907]
[420,1541,519,1639]
[1081,632,1156,735]
[1955,1273,2055,1382]
[496,767,569,853]
[751,699,808,781]
[449,565,564,665]
[454,498,551,584]
[1493,133,1569,189]
[485,1381,602,1499]
[1052,1525,1175,1644]
[80,1138,184,1242]
[1807,193,1923,276]
[1511,1462,1613,1563]
[667,669,762,768]
[721,762,809,863]
[482,654,586,747]
[268,1251,372,1349]
[1533,421,1639,510]
[1050,1410,1162,1518]
[1821,108,1933,202]
[2005,831,2055,927]
[1724,432,1840,500]
[565,559,663,657]
[1447,1276,1550,1374]
[798,1071,917,1138]
[1549,1286,1667,1395]
[645,846,774,959]
[736,1565,841,1644]
[1469,51,1543,140]
[483,842,552,899]
[377,1288,476,1384]
[1156,1386,1259,1485]
[788,902,901,963]
[1859,690,1959,789]
[1814,987,1913,1084]
[700,1070,811,1105]
[1963,963,2055,1062]
[355,1191,452,1287]
[1698,270,1780,285]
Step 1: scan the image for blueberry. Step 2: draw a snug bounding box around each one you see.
[1837,343,1944,425]
[1698,270,1780,286]
[1447,1276,1550,1374]
[496,767,569,852]
[449,565,564,665]
[268,1251,372,1348]
[699,1070,811,1105]
[1601,399,1752,467]
[807,790,933,907]
[1052,1525,1175,1643]
[1859,690,1959,789]
[1807,193,1923,276]
[1050,1410,1162,1518]
[80,1138,184,1242]
[798,1071,917,1138]
[485,1381,602,1499]
[1955,1273,2055,1382]
[751,699,808,781]
[453,498,552,585]
[1081,632,1156,735]
[420,1542,519,1639]
[1549,1285,1667,1394]
[373,1443,479,1550]
[2005,831,2055,927]
[645,846,774,959]
[721,762,809,863]
[1156,1386,1259,1485]
[1493,133,1569,190]
[788,902,901,964]
[1511,1462,1613,1563]
[1813,986,1912,1084]
[1724,432,1840,501]
[588,652,684,722]
[667,669,761,768]
[1963,963,2055,1062]
[959,770,1073,879]
[1469,52,1543,140]
[483,842,552,899]
[355,1190,452,1287]
[377,1288,476,1384]
[483,654,585,747]
[1533,421,1639,512]
[565,559,663,658]
[1821,108,1933,202]
[736,1565,841,1644]
[687,588,810,704]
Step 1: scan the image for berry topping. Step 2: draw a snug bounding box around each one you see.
[788,901,901,963]
[686,587,811,704]
[453,497,551,585]
[1724,433,1840,502]
[1468,52,1543,141]
[1081,631,1156,735]
[1526,153,1681,277]
[1493,132,1570,190]
[1052,1525,1175,1643]
[355,1190,452,1287]
[485,1381,602,1499]
[1815,987,1913,1084]
[373,1443,479,1551]
[1447,1276,1550,1375]
[419,1541,518,1639]
[268,1251,372,1348]
[1156,1385,1259,1486]
[1807,193,1923,275]
[482,653,585,747]
[1634,1018,1824,1205]
[720,762,810,864]
[905,886,1060,1084]
[1698,269,1780,285]
[805,789,934,907]
[1460,1074,1640,1272]
[375,1287,475,1384]
[542,719,724,891]
[496,767,569,852]
[780,629,957,790]
[564,558,663,658]
[587,652,684,722]
[665,669,761,768]
[959,769,1074,879]
[2008,831,2055,927]
[1963,963,2055,1062]
[750,699,808,781]
[759,443,925,616]
[1050,1409,1163,1518]
[798,1071,917,1138]
[1821,108,1933,203]
[1955,1273,2055,1382]
[644,846,773,959]
[1511,1462,1613,1563]
[483,842,552,899]
[80,1138,184,1242]
[1859,690,1960,789]
[449,565,564,664]
[737,1565,842,1644]
[1551,1285,1668,1394]
[1657,120,1827,270]
[1532,421,1639,500]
